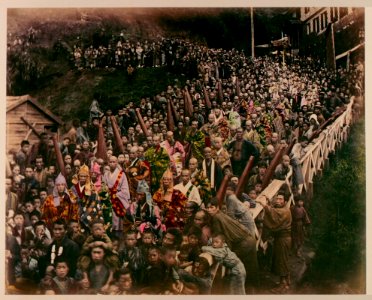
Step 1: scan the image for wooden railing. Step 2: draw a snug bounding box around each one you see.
[253,96,355,249]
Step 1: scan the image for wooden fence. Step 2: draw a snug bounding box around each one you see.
[253,96,356,249]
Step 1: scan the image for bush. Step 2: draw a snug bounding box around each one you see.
[308,118,365,285]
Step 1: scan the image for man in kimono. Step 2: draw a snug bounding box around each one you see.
[161,131,185,177]
[102,156,131,235]
[70,164,101,231]
[41,173,79,231]
[126,146,150,200]
[144,135,170,192]
[256,189,292,293]
[201,147,223,196]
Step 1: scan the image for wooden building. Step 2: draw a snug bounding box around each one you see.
[6,95,64,153]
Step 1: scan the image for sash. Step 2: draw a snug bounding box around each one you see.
[108,170,126,217]
[203,159,215,189]
[74,183,85,200]
[186,184,194,198]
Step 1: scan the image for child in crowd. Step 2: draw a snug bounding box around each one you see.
[107,284,121,295]
[254,182,263,195]
[74,270,95,294]
[118,230,146,287]
[25,212,47,243]
[77,219,119,281]
[140,246,163,293]
[177,255,213,294]
[32,221,52,258]
[15,244,40,293]
[274,154,292,181]
[12,164,24,183]
[46,176,55,195]
[67,219,86,249]
[38,265,54,294]
[116,268,135,294]
[291,197,311,257]
[32,198,42,213]
[110,235,120,254]
[187,226,202,263]
[49,259,77,294]
[13,211,27,246]
[160,246,184,294]
[178,244,193,269]
[86,246,114,293]
[139,229,156,264]
[242,189,257,209]
[202,234,246,295]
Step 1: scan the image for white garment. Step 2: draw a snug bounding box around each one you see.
[202,159,216,189]
[174,181,201,206]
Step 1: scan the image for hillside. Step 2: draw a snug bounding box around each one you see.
[6,7,290,123]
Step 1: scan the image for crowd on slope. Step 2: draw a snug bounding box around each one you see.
[5,32,364,295]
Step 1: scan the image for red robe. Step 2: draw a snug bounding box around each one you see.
[41,191,79,230]
[152,188,188,230]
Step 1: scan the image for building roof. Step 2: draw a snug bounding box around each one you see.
[7,94,64,125]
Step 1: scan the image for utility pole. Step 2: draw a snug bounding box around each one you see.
[251,7,255,58]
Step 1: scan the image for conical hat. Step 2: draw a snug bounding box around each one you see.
[90,162,101,175]
[55,173,66,185]
[79,164,90,176]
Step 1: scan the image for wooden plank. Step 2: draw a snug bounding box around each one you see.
[7,122,55,127]
[20,117,41,138]
[25,122,37,140]
[252,179,285,219]
[6,126,25,133]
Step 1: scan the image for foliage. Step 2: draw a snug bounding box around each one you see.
[307,119,365,286]
[7,8,300,122]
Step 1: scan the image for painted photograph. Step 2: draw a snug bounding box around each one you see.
[5,6,365,295]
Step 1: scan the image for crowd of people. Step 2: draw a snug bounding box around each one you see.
[5,31,364,295]
[71,35,204,74]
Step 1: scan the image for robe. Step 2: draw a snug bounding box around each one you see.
[144,145,170,192]
[263,205,292,277]
[152,188,188,230]
[41,191,79,231]
[102,167,131,231]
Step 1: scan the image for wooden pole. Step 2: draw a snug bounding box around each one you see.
[217,81,223,102]
[235,156,255,197]
[203,85,212,109]
[135,108,150,137]
[110,116,125,155]
[262,145,287,190]
[169,98,179,123]
[216,174,230,209]
[167,100,175,132]
[21,117,41,138]
[52,134,65,177]
[184,88,194,117]
[96,120,108,161]
[284,139,296,156]
[24,122,37,140]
